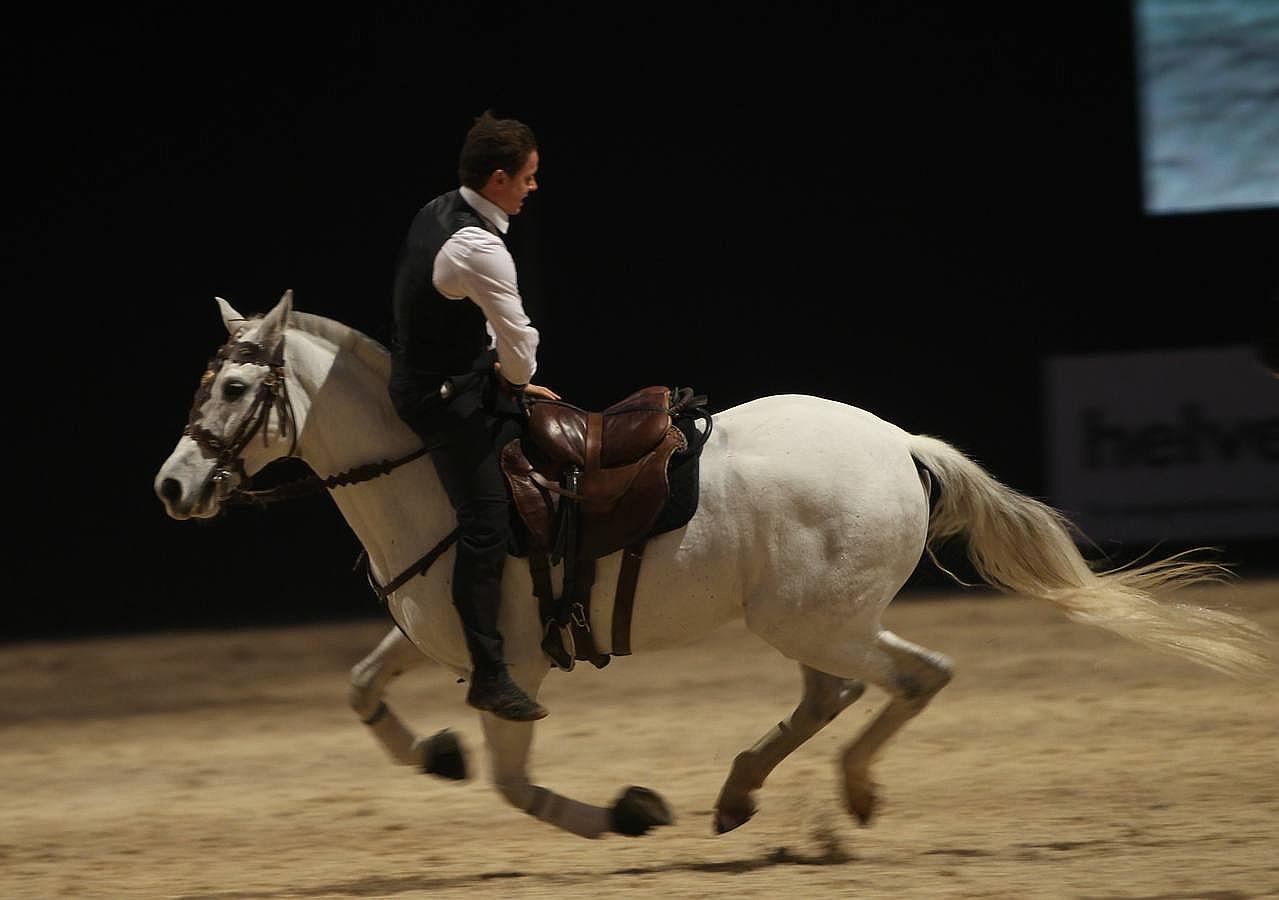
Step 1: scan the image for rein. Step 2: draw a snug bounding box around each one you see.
[225,445,433,508]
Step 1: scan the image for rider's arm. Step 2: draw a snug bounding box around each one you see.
[434,227,539,386]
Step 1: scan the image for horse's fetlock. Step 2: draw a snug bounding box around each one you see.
[934,663,954,690]
[729,751,766,791]
[348,684,383,721]
[931,652,955,683]
[495,777,535,811]
[897,653,952,704]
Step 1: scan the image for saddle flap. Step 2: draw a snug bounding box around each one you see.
[500,424,688,561]
[500,438,558,554]
[577,426,686,559]
[504,385,696,563]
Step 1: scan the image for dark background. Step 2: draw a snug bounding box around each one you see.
[11,4,1276,639]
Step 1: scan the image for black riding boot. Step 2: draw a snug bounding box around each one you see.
[457,606,546,721]
[452,515,547,722]
[465,661,547,721]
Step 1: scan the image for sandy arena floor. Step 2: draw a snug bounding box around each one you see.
[2,580,1276,899]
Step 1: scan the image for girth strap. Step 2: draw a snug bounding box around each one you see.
[532,537,648,670]
[358,527,461,603]
[612,540,646,656]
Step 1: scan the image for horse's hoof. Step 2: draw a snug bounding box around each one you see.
[420,729,467,781]
[712,801,756,834]
[844,778,878,826]
[610,786,674,836]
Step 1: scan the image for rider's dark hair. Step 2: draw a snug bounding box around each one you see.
[458,110,537,191]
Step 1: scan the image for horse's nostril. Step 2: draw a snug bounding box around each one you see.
[159,478,182,504]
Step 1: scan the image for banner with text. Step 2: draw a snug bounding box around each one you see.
[1045,345,1278,544]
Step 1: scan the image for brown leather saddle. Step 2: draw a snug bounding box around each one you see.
[500,386,708,670]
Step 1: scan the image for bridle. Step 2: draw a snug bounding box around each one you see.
[183,333,430,507]
[184,335,299,497]
[181,328,455,601]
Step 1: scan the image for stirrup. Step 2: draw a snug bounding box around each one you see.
[541,619,576,671]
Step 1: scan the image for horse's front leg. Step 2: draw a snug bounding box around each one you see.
[349,625,465,779]
[480,673,673,839]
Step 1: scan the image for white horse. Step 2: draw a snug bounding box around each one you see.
[154,290,1274,839]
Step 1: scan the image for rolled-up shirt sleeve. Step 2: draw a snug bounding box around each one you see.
[433,226,539,385]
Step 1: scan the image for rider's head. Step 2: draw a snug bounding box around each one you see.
[458,110,539,217]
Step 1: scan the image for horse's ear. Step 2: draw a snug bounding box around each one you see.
[255,289,293,353]
[216,296,247,336]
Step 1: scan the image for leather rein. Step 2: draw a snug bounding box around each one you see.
[184,333,454,596]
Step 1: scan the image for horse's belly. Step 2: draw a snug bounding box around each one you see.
[587,524,745,655]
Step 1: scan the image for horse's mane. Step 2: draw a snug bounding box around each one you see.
[287,310,392,383]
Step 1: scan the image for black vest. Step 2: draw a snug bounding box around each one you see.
[389,190,496,400]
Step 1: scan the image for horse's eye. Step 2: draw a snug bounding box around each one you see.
[222,379,248,401]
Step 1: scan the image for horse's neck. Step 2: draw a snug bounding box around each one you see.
[286,329,453,584]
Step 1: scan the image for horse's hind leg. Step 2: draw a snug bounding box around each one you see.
[349,626,465,779]
[713,664,865,834]
[839,630,953,825]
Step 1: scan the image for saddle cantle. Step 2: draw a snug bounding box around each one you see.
[500,386,710,671]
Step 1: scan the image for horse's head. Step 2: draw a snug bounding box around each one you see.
[155,290,300,519]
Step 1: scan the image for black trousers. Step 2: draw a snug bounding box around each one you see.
[398,388,523,671]
[390,352,528,671]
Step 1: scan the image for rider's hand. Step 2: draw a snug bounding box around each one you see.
[524,383,561,401]
[495,362,561,401]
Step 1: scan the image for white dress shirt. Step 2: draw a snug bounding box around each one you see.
[431,186,540,385]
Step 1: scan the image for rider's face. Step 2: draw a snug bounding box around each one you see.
[483,150,539,216]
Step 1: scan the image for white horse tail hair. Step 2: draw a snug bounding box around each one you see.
[907,433,1275,680]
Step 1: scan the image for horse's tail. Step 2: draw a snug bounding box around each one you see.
[907,433,1275,680]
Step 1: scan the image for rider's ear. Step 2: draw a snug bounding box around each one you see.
[216,296,247,336]
[256,289,293,354]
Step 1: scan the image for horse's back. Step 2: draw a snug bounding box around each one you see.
[711,393,917,482]
[704,393,928,563]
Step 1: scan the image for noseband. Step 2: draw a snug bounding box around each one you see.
[184,335,299,492]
